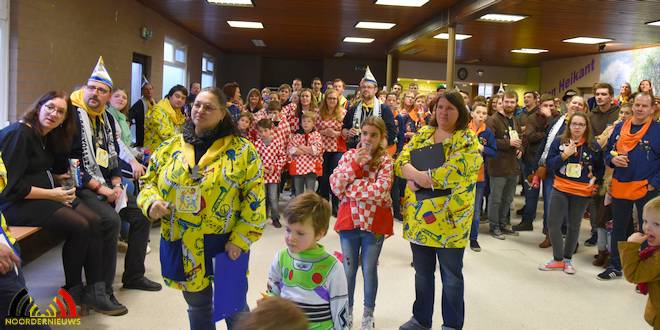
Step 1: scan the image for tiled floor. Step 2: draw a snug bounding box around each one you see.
[22,194,650,329]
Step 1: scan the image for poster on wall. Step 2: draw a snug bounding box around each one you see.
[600,47,659,96]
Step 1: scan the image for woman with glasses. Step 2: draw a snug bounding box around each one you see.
[539,112,604,275]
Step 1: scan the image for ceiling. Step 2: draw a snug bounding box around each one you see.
[140,0,660,67]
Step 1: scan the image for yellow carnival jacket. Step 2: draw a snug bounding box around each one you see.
[395,126,482,249]
[144,99,186,152]
[138,134,266,292]
[0,153,15,245]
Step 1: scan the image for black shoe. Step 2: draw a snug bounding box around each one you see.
[584,233,597,247]
[123,277,162,291]
[108,293,125,309]
[272,219,282,228]
[512,222,533,232]
[470,240,481,252]
[82,282,128,316]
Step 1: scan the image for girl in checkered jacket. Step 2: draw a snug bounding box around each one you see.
[255,118,287,228]
[289,111,323,196]
[329,116,394,330]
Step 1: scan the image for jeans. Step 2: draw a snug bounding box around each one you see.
[410,244,465,330]
[339,229,384,310]
[319,152,343,211]
[547,190,590,260]
[470,185,485,240]
[541,174,555,234]
[488,175,518,230]
[293,173,317,196]
[181,285,246,330]
[522,163,540,223]
[265,183,280,221]
[608,190,658,270]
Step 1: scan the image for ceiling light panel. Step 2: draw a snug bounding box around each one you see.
[227,21,263,29]
[511,48,549,54]
[207,0,254,7]
[375,0,429,7]
[646,20,660,26]
[355,22,396,30]
[562,37,613,44]
[478,14,527,23]
[433,33,472,40]
[343,37,375,43]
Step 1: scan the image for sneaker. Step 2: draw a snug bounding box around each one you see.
[490,229,505,240]
[597,268,622,281]
[501,225,519,236]
[538,259,565,271]
[399,317,431,330]
[584,233,597,247]
[470,240,481,252]
[563,259,576,274]
[361,315,374,330]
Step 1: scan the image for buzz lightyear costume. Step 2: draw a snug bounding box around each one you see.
[268,245,349,330]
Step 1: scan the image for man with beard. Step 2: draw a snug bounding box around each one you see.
[486,91,523,239]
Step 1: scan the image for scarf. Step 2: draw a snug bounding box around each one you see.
[540,114,567,164]
[352,97,381,129]
[156,98,186,127]
[71,88,105,128]
[106,106,132,147]
[76,108,118,185]
[469,120,486,136]
[615,117,652,154]
[637,245,659,295]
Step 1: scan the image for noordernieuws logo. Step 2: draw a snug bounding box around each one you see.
[4,288,81,326]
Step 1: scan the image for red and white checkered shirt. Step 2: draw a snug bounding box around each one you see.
[330,149,393,233]
[317,110,347,153]
[252,110,291,148]
[288,130,323,176]
[254,137,286,183]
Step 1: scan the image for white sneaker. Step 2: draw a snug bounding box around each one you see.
[146,244,152,255]
[361,315,374,330]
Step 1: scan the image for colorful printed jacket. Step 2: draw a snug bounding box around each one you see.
[394,126,482,249]
[144,98,186,152]
[0,154,16,250]
[137,134,266,292]
[268,245,349,330]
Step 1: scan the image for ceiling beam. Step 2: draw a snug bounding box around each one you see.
[387,0,504,53]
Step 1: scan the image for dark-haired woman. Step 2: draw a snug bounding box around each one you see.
[539,112,604,274]
[0,91,125,315]
[138,87,266,329]
[396,91,482,330]
[144,84,188,152]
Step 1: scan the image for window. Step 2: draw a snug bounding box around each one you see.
[201,54,215,88]
[0,0,9,125]
[478,83,494,98]
[163,38,187,96]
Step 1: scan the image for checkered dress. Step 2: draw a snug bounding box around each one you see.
[317,110,347,153]
[254,137,286,183]
[288,131,323,176]
[330,149,393,231]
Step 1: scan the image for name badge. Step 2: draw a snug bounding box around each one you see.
[566,163,582,178]
[176,186,201,214]
[508,128,519,141]
[96,147,109,168]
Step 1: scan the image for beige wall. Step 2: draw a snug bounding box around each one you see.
[540,54,600,98]
[398,60,532,85]
[8,0,224,120]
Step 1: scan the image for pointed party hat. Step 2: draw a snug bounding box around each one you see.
[88,56,113,89]
[361,65,377,86]
[497,82,505,94]
[141,74,150,87]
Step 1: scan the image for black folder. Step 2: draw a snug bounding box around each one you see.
[410,143,451,200]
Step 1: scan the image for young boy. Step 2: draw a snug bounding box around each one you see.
[254,118,287,228]
[289,111,323,195]
[619,196,660,329]
[267,192,349,330]
[234,296,308,330]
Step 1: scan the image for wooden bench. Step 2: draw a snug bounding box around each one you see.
[8,226,41,241]
[7,226,62,264]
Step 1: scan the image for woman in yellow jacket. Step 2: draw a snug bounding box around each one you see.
[138,87,265,329]
[396,91,481,330]
[144,84,188,151]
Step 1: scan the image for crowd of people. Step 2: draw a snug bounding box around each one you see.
[0,56,659,330]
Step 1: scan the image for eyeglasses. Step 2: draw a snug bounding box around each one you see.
[192,102,219,112]
[85,85,110,95]
[326,97,338,100]
[570,122,587,127]
[43,103,67,117]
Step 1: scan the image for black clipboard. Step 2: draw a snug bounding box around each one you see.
[410,143,451,200]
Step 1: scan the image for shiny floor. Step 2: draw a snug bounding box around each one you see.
[23,192,649,329]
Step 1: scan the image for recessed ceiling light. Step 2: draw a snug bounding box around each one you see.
[562,37,613,44]
[478,14,527,23]
[355,22,396,30]
[334,52,345,57]
[251,39,266,47]
[375,0,429,7]
[511,48,549,54]
[343,37,375,43]
[207,0,254,7]
[433,33,472,40]
[227,21,263,29]
[646,20,660,26]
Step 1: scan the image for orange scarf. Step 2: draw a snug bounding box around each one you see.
[469,120,486,136]
[616,118,652,154]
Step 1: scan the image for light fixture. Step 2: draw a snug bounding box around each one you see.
[251,39,266,47]
[334,52,345,58]
[511,48,549,54]
[227,21,263,29]
[646,20,660,26]
[343,37,374,43]
[562,37,613,44]
[478,14,527,23]
[355,22,396,30]
[207,0,254,7]
[375,0,429,7]
[433,33,472,40]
